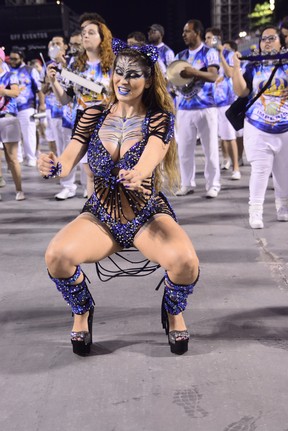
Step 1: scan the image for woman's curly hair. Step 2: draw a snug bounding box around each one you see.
[72,21,114,73]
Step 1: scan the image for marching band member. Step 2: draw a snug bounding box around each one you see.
[173,19,221,198]
[232,26,288,228]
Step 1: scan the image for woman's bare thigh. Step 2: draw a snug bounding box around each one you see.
[47,212,122,265]
[133,215,198,269]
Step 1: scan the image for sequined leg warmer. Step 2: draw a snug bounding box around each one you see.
[49,265,94,315]
[162,271,199,315]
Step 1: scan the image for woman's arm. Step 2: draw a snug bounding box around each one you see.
[232,53,250,97]
[38,106,100,178]
[38,139,87,178]
[181,65,218,83]
[46,63,72,105]
[218,46,233,78]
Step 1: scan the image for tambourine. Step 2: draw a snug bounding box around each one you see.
[166,60,206,99]
[166,60,192,86]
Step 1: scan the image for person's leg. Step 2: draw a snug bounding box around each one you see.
[46,213,122,333]
[175,110,198,191]
[197,107,221,193]
[271,132,288,221]
[134,215,199,335]
[17,108,37,165]
[225,139,240,178]
[219,106,239,176]
[1,117,23,196]
[55,127,77,199]
[3,142,23,193]
[244,122,274,228]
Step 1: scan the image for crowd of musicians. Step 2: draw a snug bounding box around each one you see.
[0,12,288,229]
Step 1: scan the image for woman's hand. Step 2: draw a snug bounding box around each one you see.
[118,168,150,195]
[46,63,58,84]
[37,152,59,177]
[232,52,242,70]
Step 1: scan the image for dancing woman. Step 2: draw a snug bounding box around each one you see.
[38,40,199,356]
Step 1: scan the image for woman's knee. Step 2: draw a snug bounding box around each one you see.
[45,240,76,275]
[164,248,199,279]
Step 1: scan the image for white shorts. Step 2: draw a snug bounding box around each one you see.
[0,116,21,142]
[218,106,237,140]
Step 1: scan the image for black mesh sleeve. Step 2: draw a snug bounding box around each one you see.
[147,110,175,144]
[71,106,103,145]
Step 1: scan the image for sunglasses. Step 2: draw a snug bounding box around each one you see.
[261,35,279,43]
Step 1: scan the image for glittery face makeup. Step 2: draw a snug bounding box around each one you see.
[113,56,149,98]
[114,57,145,81]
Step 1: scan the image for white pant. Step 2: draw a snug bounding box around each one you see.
[51,118,77,192]
[17,108,37,162]
[244,120,288,205]
[218,105,237,140]
[45,109,55,142]
[175,108,221,191]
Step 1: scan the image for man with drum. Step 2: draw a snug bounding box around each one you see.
[172,19,221,198]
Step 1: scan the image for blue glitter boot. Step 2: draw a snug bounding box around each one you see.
[161,271,199,355]
[49,265,95,356]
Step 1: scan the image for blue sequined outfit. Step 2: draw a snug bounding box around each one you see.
[73,107,176,248]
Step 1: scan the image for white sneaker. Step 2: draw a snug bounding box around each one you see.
[25,159,37,167]
[0,176,6,187]
[277,207,288,222]
[221,159,231,170]
[83,188,88,198]
[206,187,219,198]
[16,191,25,201]
[231,170,241,180]
[175,186,194,196]
[54,188,76,200]
[249,204,263,229]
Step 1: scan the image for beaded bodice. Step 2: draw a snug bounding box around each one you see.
[73,106,174,225]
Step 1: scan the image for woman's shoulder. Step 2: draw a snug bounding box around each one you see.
[148,108,175,126]
[82,105,107,118]
[147,109,175,143]
[149,108,174,122]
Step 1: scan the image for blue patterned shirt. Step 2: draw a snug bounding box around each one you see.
[175,43,220,110]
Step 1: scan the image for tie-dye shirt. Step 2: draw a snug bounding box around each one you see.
[213,49,235,107]
[0,70,18,115]
[175,43,219,110]
[10,64,41,111]
[244,62,288,134]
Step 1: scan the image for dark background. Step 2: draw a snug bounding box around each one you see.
[0,0,287,60]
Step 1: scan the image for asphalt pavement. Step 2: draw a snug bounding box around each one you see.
[1,145,288,431]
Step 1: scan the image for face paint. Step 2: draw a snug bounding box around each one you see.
[113,56,149,99]
[114,56,145,81]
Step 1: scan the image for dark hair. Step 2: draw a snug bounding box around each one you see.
[79,12,106,26]
[205,27,223,40]
[51,35,68,45]
[259,25,285,50]
[70,30,82,38]
[127,31,147,43]
[223,40,238,51]
[10,49,25,60]
[187,19,204,38]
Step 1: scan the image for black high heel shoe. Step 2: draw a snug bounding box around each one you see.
[161,296,189,355]
[71,307,94,356]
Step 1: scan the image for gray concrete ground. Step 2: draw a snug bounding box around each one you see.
[1,146,288,431]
